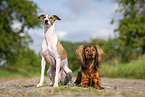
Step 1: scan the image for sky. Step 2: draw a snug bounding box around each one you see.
[28,0,121,53]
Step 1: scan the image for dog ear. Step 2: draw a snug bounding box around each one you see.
[38,14,45,19]
[83,51,87,68]
[75,44,86,68]
[95,45,103,68]
[53,15,61,21]
[94,53,98,69]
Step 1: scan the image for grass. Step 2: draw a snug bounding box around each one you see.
[1,84,144,97]
[99,55,145,79]
[0,67,38,81]
[3,85,116,97]
[35,86,115,97]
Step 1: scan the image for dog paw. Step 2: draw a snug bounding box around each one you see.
[53,84,58,87]
[37,83,43,87]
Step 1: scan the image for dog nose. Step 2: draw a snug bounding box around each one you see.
[89,53,93,57]
[45,20,48,24]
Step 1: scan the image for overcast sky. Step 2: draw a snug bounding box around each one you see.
[28,0,120,53]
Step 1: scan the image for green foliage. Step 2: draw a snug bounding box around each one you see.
[113,0,145,54]
[99,55,145,79]
[0,0,40,65]
[0,48,41,77]
[0,39,144,79]
[14,48,41,73]
[61,41,82,71]
[103,38,140,63]
[61,38,141,71]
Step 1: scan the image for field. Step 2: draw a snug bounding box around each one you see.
[0,77,145,97]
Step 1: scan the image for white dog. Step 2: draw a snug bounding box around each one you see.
[37,14,73,87]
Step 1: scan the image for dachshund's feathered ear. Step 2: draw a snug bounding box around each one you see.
[75,44,86,68]
[82,52,87,68]
[95,45,104,68]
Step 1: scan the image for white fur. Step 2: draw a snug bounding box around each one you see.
[37,15,73,87]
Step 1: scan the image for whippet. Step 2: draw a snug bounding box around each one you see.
[37,14,73,87]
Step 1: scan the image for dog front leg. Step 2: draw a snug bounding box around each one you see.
[37,57,46,87]
[92,72,104,89]
[53,58,60,87]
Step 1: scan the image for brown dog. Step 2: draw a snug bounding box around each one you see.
[75,44,104,89]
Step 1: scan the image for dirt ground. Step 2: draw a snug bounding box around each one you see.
[0,77,144,97]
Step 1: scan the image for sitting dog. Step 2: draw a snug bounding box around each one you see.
[75,44,104,89]
[37,14,73,87]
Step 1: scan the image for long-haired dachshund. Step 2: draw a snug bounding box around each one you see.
[75,44,104,89]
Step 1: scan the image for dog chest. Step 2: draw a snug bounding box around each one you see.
[40,40,56,57]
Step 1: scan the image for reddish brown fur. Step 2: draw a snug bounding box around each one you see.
[75,45,104,89]
[57,40,67,60]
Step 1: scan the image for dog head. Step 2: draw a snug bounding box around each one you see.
[75,44,103,68]
[84,45,97,59]
[38,14,61,27]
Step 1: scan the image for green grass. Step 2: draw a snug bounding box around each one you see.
[0,67,38,80]
[99,55,145,79]
[2,85,145,97]
[35,87,115,97]
[5,86,116,97]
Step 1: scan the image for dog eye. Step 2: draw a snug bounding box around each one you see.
[50,17,53,19]
[43,17,46,19]
[85,50,88,52]
[93,50,96,51]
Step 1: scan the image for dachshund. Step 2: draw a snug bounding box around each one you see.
[75,44,104,89]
